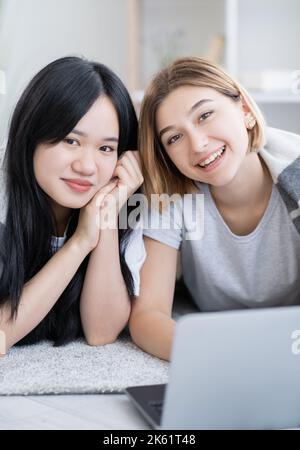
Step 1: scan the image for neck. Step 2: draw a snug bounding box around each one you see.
[209,152,273,210]
[50,202,72,237]
[55,219,71,237]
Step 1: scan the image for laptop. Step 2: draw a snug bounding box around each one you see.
[125,306,300,429]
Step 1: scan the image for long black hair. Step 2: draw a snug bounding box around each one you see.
[0,56,138,346]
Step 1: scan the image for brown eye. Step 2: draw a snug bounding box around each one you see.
[199,111,213,122]
[63,138,79,146]
[167,133,182,145]
[99,146,115,153]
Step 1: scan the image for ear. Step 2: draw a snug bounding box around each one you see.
[239,95,256,130]
[240,95,251,116]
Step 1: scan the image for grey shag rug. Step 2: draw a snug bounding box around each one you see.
[0,334,169,395]
[0,287,198,395]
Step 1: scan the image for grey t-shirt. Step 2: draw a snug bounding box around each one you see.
[143,183,300,310]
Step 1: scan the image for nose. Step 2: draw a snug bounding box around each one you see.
[188,129,209,154]
[71,149,97,175]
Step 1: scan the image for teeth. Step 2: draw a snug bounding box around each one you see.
[199,146,225,168]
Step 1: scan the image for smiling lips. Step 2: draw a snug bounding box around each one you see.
[63,178,93,193]
[196,145,226,171]
[65,178,93,186]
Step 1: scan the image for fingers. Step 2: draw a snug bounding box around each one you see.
[88,151,143,215]
[114,158,136,183]
[114,164,134,189]
[115,151,144,186]
[120,151,142,179]
[99,181,118,196]
[93,179,118,208]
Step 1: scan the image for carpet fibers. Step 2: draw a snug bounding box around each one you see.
[0,282,197,395]
[0,334,169,395]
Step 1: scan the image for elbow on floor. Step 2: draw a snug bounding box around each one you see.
[85,333,119,347]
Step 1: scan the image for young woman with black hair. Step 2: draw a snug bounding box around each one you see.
[0,56,143,352]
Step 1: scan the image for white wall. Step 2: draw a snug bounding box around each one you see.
[238,0,300,74]
[0,0,129,144]
[140,0,225,87]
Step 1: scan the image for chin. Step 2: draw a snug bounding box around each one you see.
[69,200,91,209]
[209,171,238,187]
[57,196,92,209]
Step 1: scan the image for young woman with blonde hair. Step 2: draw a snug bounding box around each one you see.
[129,57,300,361]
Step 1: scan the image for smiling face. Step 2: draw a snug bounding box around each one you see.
[156,85,250,187]
[33,95,119,215]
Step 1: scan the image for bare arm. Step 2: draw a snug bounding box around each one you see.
[129,236,178,361]
[79,223,130,346]
[79,150,142,346]
[0,236,90,352]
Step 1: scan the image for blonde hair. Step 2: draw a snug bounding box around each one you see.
[139,57,266,198]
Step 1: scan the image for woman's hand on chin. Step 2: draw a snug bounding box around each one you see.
[73,179,118,252]
[98,150,144,223]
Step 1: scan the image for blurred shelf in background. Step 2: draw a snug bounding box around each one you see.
[129,0,300,132]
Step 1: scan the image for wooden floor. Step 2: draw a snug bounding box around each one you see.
[2,394,299,430]
[0,394,150,430]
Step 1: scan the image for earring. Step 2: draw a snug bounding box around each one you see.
[245,113,256,130]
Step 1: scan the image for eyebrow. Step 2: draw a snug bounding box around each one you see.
[158,99,213,140]
[70,129,118,142]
